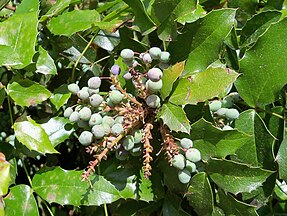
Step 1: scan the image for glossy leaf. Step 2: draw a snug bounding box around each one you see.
[160,61,184,100]
[32,167,122,206]
[162,193,190,216]
[157,102,190,133]
[168,9,236,75]
[93,30,120,52]
[190,118,250,160]
[206,158,274,194]
[169,64,239,105]
[36,46,57,75]
[176,3,206,24]
[187,172,214,215]
[50,84,71,111]
[235,18,287,107]
[0,152,10,196]
[14,117,58,154]
[4,184,39,216]
[0,0,38,69]
[276,128,287,181]
[7,78,52,107]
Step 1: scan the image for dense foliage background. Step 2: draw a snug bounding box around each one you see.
[0,0,287,215]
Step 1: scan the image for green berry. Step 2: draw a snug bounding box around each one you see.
[149,47,161,60]
[146,95,160,108]
[123,72,132,80]
[133,130,143,144]
[216,108,228,117]
[79,107,92,121]
[146,79,163,93]
[229,92,240,103]
[68,83,79,95]
[185,148,201,163]
[69,111,80,123]
[109,90,124,104]
[225,108,240,120]
[78,131,93,146]
[102,116,115,127]
[77,89,89,100]
[222,96,233,108]
[180,138,193,149]
[130,144,142,157]
[102,123,111,135]
[88,88,99,95]
[64,107,73,118]
[222,125,233,130]
[89,94,103,107]
[115,116,125,124]
[143,53,152,63]
[120,49,134,61]
[172,154,185,170]
[209,100,222,112]
[91,125,105,139]
[77,119,89,128]
[122,135,135,151]
[178,169,191,184]
[89,113,102,126]
[111,123,124,136]
[147,68,163,82]
[116,148,129,161]
[185,160,196,173]
[88,77,101,89]
[160,51,170,63]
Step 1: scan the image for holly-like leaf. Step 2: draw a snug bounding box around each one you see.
[168,9,236,75]
[206,158,274,194]
[50,84,71,111]
[235,18,287,107]
[7,78,52,107]
[93,30,120,52]
[169,64,239,105]
[160,61,184,100]
[32,167,122,206]
[4,184,39,216]
[36,46,57,75]
[14,117,58,154]
[190,118,250,160]
[0,0,39,69]
[187,172,214,215]
[157,102,190,133]
[0,152,11,196]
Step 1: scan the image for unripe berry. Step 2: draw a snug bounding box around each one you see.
[185,160,196,173]
[222,96,233,108]
[172,154,185,170]
[146,95,160,108]
[111,64,121,75]
[89,94,103,107]
[142,53,152,63]
[160,51,170,63]
[68,83,79,95]
[69,111,80,123]
[133,130,143,144]
[77,89,89,100]
[122,135,135,151]
[89,113,103,126]
[123,72,132,80]
[132,60,139,67]
[78,131,93,146]
[88,88,99,95]
[147,68,163,82]
[120,49,134,61]
[149,47,161,60]
[178,169,191,184]
[216,108,228,117]
[79,107,92,121]
[115,116,125,124]
[102,123,111,135]
[209,100,222,112]
[64,107,73,118]
[109,90,124,104]
[102,116,115,127]
[222,125,233,130]
[92,125,105,139]
[130,144,142,157]
[185,148,201,163]
[146,79,163,93]
[229,92,240,103]
[180,138,193,149]
[111,123,124,136]
[88,77,101,89]
[77,119,89,128]
[225,108,240,120]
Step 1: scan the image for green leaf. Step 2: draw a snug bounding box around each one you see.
[235,18,287,107]
[217,189,257,215]
[0,0,39,69]
[157,102,190,133]
[14,117,58,154]
[36,46,57,75]
[4,184,39,216]
[50,84,71,111]
[162,193,190,216]
[274,180,287,201]
[176,3,206,24]
[234,110,276,169]
[168,9,236,75]
[0,153,11,196]
[122,0,155,34]
[0,87,6,107]
[276,128,287,181]
[206,158,274,194]
[169,64,239,105]
[187,172,214,215]
[0,197,4,216]
[190,118,250,160]
[32,167,122,206]
[7,77,52,107]
[41,117,74,147]
[240,11,281,47]
[160,61,184,100]
[93,30,120,52]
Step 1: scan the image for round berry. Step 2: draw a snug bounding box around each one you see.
[122,135,135,151]
[64,107,73,118]
[116,148,129,161]
[78,131,93,146]
[185,148,201,163]
[178,169,191,184]
[102,116,115,127]
[102,123,111,135]
[115,116,125,124]
[222,125,234,130]
[89,94,103,107]
[209,100,222,112]
[142,53,152,63]
[216,108,228,117]
[77,89,89,100]
[229,92,240,103]
[180,138,193,149]
[149,47,161,60]
[172,154,185,170]
[146,79,163,93]
[111,123,124,136]
[68,83,80,95]
[88,77,101,89]
[185,160,196,173]
[92,125,105,139]
[160,51,170,63]
[222,96,233,108]
[79,107,92,121]
[225,108,240,120]
[147,68,163,82]
[109,90,124,104]
[111,64,121,75]
[132,60,139,67]
[123,72,132,80]
[146,95,160,108]
[88,88,99,95]
[130,145,142,157]
[69,111,80,123]
[120,49,134,61]
[133,130,143,144]
[89,113,102,126]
